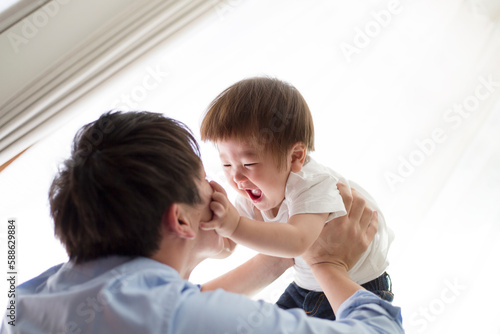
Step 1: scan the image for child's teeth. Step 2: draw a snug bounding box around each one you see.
[251,189,262,196]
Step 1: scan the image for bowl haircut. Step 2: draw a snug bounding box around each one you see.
[200,77,315,169]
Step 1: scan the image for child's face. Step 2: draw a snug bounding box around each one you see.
[217,138,291,216]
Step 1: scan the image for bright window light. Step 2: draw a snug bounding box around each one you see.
[1,1,499,333]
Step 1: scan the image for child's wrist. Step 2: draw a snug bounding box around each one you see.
[227,215,241,237]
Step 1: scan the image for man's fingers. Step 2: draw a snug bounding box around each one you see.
[337,182,353,214]
[365,211,378,245]
[348,188,366,222]
[359,205,374,230]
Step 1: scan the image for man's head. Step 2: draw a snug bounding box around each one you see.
[200,77,314,215]
[49,111,211,263]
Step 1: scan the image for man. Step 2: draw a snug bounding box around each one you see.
[2,111,403,333]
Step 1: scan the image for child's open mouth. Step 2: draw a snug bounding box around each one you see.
[246,189,263,201]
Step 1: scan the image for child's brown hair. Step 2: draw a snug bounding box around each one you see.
[200,77,315,168]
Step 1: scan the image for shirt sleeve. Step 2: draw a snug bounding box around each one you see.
[173,289,404,334]
[286,171,347,221]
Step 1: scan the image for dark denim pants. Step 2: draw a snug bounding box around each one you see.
[276,272,394,320]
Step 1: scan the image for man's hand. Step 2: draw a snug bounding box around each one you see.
[200,181,241,238]
[302,182,378,272]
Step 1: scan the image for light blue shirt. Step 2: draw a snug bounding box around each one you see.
[1,256,403,333]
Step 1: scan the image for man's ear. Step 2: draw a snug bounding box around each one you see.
[290,142,307,173]
[162,203,196,240]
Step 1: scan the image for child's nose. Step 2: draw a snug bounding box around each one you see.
[232,169,246,183]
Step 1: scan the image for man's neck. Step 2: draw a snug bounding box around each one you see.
[150,239,201,279]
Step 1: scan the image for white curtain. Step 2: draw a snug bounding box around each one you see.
[1,1,499,333]
[0,0,220,167]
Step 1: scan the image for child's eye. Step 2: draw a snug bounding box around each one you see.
[244,163,257,167]
[222,164,231,168]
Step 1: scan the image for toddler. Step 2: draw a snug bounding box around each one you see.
[200,77,394,320]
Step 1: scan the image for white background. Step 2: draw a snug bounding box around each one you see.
[1,1,500,333]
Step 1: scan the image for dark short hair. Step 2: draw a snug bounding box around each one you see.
[200,77,315,169]
[49,111,202,263]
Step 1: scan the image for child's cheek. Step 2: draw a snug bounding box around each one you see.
[223,171,233,186]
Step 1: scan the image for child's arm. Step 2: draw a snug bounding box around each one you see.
[201,181,328,258]
[232,214,328,257]
[201,254,293,296]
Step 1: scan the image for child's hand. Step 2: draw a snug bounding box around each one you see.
[200,181,240,238]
